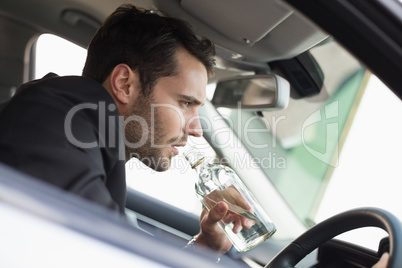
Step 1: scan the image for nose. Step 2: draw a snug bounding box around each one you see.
[185,112,203,137]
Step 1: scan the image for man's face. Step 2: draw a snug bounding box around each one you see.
[124,49,207,171]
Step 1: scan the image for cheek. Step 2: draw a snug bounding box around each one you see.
[154,105,185,133]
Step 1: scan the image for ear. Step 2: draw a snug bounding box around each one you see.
[109,64,140,105]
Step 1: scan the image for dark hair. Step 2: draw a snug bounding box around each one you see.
[82,4,215,96]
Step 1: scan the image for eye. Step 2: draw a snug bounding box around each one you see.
[181,101,191,107]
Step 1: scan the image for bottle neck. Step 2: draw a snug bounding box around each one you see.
[191,157,206,169]
[184,147,206,169]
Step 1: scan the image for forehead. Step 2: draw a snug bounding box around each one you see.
[170,49,208,101]
[150,49,208,105]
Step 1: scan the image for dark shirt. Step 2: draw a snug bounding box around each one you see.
[0,73,126,213]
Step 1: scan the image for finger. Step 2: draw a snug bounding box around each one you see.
[241,215,255,229]
[221,213,248,233]
[232,218,243,233]
[227,186,251,211]
[372,252,389,268]
[222,212,235,223]
[226,188,256,229]
[221,206,254,230]
[204,201,228,224]
[230,213,254,231]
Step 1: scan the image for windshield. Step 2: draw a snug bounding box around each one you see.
[215,39,401,249]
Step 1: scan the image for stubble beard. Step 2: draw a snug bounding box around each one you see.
[124,95,179,172]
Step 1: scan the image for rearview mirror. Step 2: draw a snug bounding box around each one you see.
[211,74,290,110]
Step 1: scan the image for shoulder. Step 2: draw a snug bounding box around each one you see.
[35,74,110,101]
[2,73,117,118]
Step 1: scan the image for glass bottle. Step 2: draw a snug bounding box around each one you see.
[184,146,276,252]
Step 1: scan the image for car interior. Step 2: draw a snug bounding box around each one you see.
[1,0,402,267]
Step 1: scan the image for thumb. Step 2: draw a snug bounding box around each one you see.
[372,252,389,268]
[205,201,228,224]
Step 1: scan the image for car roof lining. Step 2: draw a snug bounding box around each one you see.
[152,0,329,62]
[0,0,329,62]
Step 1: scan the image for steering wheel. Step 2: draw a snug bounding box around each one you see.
[265,207,402,268]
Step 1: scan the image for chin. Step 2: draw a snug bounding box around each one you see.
[151,159,172,172]
[150,150,173,172]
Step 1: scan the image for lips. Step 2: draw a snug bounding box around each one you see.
[171,142,186,155]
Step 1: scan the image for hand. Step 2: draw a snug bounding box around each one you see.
[195,187,255,254]
[372,253,389,268]
[195,201,233,254]
[203,187,255,232]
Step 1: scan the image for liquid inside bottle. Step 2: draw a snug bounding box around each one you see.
[185,147,276,252]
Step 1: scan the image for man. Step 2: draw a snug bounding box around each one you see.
[0,4,231,254]
[0,4,390,266]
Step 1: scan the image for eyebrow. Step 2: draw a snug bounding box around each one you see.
[178,94,205,106]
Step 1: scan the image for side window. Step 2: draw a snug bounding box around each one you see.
[34,34,87,79]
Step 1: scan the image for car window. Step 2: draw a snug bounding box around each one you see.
[34,34,86,79]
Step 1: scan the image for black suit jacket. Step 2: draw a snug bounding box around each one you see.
[0,74,126,213]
